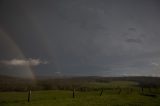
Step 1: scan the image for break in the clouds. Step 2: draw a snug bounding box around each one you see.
[1,0,160,77]
[0,58,48,66]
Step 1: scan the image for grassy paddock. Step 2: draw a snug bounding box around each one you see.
[0,81,160,106]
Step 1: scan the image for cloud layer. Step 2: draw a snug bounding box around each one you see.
[1,0,160,76]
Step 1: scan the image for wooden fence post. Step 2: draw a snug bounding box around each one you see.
[149,87,152,93]
[118,87,121,94]
[130,88,133,94]
[100,88,103,96]
[141,87,144,94]
[28,90,31,102]
[73,88,75,98]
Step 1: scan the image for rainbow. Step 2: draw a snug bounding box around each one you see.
[0,29,36,80]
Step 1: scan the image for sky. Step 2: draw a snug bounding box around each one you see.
[0,0,160,78]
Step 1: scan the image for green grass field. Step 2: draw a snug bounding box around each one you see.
[0,81,160,106]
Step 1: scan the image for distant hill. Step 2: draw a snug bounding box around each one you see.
[0,75,160,91]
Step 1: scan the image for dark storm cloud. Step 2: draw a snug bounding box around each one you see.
[128,28,136,32]
[1,0,160,77]
[125,38,142,44]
